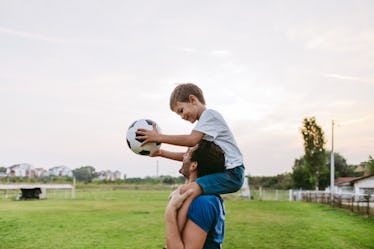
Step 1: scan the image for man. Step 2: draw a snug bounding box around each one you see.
[165,140,226,249]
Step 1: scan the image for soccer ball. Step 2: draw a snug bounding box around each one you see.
[126,119,161,156]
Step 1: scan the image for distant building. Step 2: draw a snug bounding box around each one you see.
[354,162,369,176]
[49,165,73,177]
[6,163,35,178]
[97,170,122,181]
[34,168,49,178]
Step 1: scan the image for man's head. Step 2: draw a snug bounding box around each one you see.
[180,140,225,179]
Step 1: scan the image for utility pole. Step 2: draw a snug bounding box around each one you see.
[156,160,159,177]
[330,120,335,203]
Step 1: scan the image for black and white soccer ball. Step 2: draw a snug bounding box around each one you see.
[126,119,161,156]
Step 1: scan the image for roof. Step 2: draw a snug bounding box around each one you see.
[335,175,374,186]
[335,177,360,186]
[351,174,374,183]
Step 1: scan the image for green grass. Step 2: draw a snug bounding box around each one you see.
[0,190,373,249]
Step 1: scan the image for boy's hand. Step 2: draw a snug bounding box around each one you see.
[136,123,160,145]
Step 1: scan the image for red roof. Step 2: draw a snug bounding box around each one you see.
[335,175,373,186]
[335,177,360,186]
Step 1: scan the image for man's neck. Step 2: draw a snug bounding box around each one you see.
[187,174,197,184]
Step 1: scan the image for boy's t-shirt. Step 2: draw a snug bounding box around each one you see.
[188,195,225,249]
[193,108,243,169]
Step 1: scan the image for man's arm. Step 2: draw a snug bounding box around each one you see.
[165,190,207,249]
[177,182,202,233]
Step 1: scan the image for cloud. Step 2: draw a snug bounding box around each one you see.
[322,73,373,84]
[177,47,198,53]
[0,26,66,43]
[0,26,113,45]
[286,26,374,53]
[210,50,232,57]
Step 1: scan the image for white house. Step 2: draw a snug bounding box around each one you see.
[6,163,34,178]
[335,175,374,199]
[97,170,122,181]
[34,168,49,178]
[49,165,73,177]
[352,175,374,196]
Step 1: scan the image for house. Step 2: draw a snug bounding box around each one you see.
[351,175,374,196]
[97,170,122,181]
[49,166,73,177]
[335,175,374,196]
[6,163,35,178]
[34,168,49,178]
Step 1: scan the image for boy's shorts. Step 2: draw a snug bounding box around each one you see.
[195,165,245,195]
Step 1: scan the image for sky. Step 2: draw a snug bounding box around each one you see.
[1,1,373,178]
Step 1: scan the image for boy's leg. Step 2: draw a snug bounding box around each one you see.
[177,182,202,233]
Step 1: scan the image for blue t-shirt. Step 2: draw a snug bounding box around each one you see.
[188,195,225,249]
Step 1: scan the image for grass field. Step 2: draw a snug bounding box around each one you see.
[0,189,373,249]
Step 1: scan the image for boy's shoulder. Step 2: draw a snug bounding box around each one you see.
[202,108,223,117]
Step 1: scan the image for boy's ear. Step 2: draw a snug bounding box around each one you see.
[188,94,197,103]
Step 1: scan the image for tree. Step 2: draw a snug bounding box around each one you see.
[301,117,327,190]
[73,166,97,183]
[366,155,374,175]
[0,166,6,173]
[291,157,313,189]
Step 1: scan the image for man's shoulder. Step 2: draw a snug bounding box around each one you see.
[192,195,223,207]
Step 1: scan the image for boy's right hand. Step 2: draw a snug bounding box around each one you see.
[136,123,160,146]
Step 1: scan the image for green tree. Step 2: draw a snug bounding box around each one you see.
[0,166,6,173]
[366,155,374,175]
[291,157,313,189]
[326,151,355,177]
[73,166,96,183]
[301,117,327,190]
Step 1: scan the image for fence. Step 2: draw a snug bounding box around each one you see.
[295,190,374,217]
[0,184,75,200]
[248,187,290,201]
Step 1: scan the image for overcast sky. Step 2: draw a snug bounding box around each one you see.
[1,1,373,178]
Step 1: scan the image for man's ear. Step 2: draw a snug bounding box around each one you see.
[190,161,198,172]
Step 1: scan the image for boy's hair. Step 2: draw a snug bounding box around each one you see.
[191,140,225,178]
[169,83,206,110]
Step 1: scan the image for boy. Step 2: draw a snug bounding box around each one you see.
[136,83,244,231]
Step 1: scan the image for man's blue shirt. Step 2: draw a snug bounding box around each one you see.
[188,195,225,249]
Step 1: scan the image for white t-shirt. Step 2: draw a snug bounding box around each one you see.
[193,108,243,169]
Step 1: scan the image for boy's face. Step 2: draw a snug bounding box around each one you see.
[172,101,199,123]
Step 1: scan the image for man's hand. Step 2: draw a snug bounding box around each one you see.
[167,187,193,211]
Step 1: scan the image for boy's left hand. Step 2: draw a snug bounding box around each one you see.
[136,123,160,145]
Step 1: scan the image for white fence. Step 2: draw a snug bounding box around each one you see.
[0,184,75,200]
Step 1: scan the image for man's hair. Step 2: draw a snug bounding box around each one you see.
[190,140,225,178]
[169,83,206,110]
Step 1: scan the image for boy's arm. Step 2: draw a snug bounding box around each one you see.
[137,123,204,147]
[152,149,185,162]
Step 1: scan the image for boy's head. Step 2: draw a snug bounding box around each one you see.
[180,140,225,179]
[169,83,206,111]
